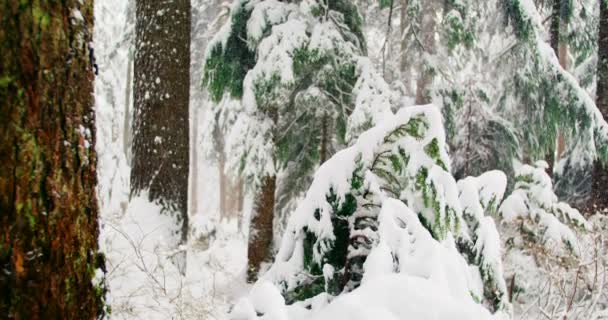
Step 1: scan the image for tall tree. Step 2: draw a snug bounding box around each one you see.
[591,0,608,212]
[545,0,572,176]
[131,0,191,257]
[415,0,440,104]
[203,0,391,282]
[0,1,104,318]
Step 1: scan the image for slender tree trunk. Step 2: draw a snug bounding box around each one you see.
[415,0,438,104]
[544,0,561,175]
[237,178,245,213]
[132,0,191,257]
[556,12,569,161]
[247,176,276,282]
[591,0,608,213]
[400,0,413,95]
[320,115,329,164]
[190,104,200,216]
[0,1,104,318]
[219,147,228,218]
[124,54,134,164]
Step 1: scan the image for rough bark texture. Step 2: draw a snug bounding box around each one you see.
[591,0,608,212]
[0,1,104,319]
[247,176,276,283]
[132,0,191,244]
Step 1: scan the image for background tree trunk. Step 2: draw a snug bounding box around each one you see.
[415,0,439,104]
[247,176,276,282]
[132,0,191,252]
[400,0,412,96]
[546,0,570,176]
[0,1,104,318]
[591,0,608,212]
[545,0,562,176]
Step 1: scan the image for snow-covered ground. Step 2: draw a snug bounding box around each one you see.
[94,1,250,319]
[93,1,608,319]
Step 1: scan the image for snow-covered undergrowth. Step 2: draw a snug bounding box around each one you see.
[100,196,247,320]
[498,162,608,319]
[231,105,510,319]
[93,0,608,318]
[94,1,249,318]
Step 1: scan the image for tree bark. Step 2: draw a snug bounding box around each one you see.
[545,0,567,176]
[219,145,228,218]
[415,0,438,105]
[400,0,412,95]
[591,0,608,213]
[0,1,104,318]
[320,114,329,164]
[132,1,191,249]
[247,176,276,282]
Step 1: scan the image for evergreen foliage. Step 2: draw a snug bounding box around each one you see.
[378,0,608,181]
[259,106,510,315]
[202,0,393,226]
[500,161,590,254]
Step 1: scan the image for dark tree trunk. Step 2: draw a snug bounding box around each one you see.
[0,1,104,319]
[591,0,608,212]
[132,1,191,248]
[545,0,565,176]
[320,115,329,164]
[247,176,276,283]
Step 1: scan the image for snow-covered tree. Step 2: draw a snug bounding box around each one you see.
[131,0,191,272]
[500,161,590,254]
[498,161,597,317]
[374,0,608,184]
[202,0,394,281]
[234,105,511,317]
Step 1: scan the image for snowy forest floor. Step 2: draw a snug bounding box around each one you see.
[93,1,608,319]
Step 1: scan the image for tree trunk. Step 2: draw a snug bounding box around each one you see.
[219,147,228,218]
[247,176,276,282]
[124,53,134,165]
[320,114,329,164]
[190,104,200,216]
[544,0,562,176]
[415,0,439,105]
[591,0,608,213]
[0,1,104,318]
[132,1,191,254]
[400,0,413,95]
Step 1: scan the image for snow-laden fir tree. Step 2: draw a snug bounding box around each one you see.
[500,161,590,254]
[233,105,511,318]
[202,0,394,281]
[377,0,608,183]
[498,161,593,315]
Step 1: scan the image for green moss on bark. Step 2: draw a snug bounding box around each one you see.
[0,1,104,319]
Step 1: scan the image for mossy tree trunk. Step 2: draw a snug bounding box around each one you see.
[591,0,608,213]
[0,1,104,319]
[131,0,191,259]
